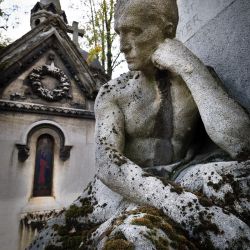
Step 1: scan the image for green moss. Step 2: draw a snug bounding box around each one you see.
[207,181,221,192]
[104,230,134,250]
[129,206,198,250]
[144,214,162,225]
[61,235,83,250]
[104,239,134,250]
[193,221,220,236]
[55,225,69,236]
[159,222,175,238]
[111,231,128,241]
[168,181,184,195]
[49,197,100,249]
[224,192,235,206]
[128,206,163,217]
[193,211,221,238]
[65,198,93,221]
[198,196,213,207]
[131,217,154,229]
[145,233,170,250]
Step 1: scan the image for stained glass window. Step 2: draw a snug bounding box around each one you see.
[33,134,54,197]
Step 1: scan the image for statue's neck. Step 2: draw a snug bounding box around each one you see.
[139,69,169,87]
[139,63,158,80]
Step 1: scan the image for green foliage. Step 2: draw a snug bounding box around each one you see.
[77,0,124,78]
[87,45,102,64]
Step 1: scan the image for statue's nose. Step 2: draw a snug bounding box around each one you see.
[120,37,132,53]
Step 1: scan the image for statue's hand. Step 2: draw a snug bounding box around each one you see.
[152,38,197,76]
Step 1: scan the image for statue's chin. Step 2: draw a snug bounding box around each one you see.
[127,63,138,71]
[127,60,156,73]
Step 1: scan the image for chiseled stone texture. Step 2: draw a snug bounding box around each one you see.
[177,0,250,112]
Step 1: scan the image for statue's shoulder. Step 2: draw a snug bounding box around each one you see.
[95,71,135,111]
[97,71,135,100]
[106,71,135,88]
[115,71,135,84]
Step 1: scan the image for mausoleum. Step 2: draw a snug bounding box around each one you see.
[0,0,108,249]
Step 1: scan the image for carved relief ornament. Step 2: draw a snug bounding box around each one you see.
[28,65,71,102]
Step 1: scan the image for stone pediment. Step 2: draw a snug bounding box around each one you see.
[0,16,102,116]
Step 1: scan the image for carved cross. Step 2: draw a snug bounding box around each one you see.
[67,21,85,47]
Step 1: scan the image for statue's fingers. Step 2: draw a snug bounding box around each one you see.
[151,54,166,70]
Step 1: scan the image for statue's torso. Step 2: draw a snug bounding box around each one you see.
[115,72,199,168]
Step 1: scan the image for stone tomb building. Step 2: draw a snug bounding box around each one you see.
[0,0,108,249]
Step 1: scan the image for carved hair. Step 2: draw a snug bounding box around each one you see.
[115,0,179,38]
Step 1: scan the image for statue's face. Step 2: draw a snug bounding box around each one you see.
[115,2,166,71]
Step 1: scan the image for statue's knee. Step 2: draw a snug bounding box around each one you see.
[101,207,196,250]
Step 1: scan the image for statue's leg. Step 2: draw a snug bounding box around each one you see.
[97,205,199,250]
[176,160,250,226]
[27,176,124,250]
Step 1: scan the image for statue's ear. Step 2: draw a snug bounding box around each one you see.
[164,22,175,38]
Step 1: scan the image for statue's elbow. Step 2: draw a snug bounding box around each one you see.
[96,160,112,187]
[205,124,250,159]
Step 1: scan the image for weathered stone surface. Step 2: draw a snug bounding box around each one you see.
[27,161,250,249]
[28,0,250,249]
[176,0,235,42]
[177,0,250,112]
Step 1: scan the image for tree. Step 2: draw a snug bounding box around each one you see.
[0,0,18,49]
[0,0,8,48]
[79,0,124,78]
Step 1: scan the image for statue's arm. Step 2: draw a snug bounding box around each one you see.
[94,83,192,209]
[94,84,164,204]
[152,39,250,159]
[94,83,250,247]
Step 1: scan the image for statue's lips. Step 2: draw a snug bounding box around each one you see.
[125,57,135,63]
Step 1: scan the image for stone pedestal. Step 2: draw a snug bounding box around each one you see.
[177,0,250,112]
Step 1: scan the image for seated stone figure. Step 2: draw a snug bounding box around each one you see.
[29,0,250,249]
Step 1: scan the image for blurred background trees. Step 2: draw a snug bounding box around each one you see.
[79,0,123,78]
[0,0,20,49]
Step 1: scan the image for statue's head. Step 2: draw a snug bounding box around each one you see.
[115,0,179,71]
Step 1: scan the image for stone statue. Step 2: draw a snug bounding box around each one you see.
[29,0,250,249]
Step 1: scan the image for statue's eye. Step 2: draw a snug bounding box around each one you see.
[130,28,142,35]
[115,28,120,35]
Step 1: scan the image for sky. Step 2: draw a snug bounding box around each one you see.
[0,0,127,78]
